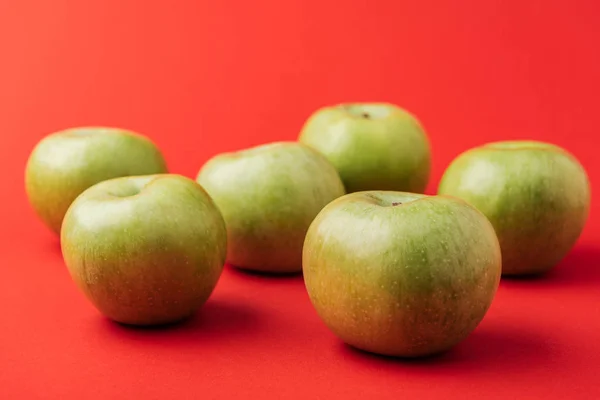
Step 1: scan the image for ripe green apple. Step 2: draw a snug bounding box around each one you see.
[298,102,432,193]
[196,141,346,274]
[438,140,591,276]
[303,191,501,358]
[60,174,227,326]
[25,127,168,235]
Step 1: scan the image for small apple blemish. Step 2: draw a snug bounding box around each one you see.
[391,202,402,206]
[361,112,371,119]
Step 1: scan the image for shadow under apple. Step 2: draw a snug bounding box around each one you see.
[337,321,556,374]
[501,244,600,288]
[97,297,263,341]
[226,263,304,282]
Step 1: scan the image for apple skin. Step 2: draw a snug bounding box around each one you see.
[25,127,168,236]
[298,102,431,193]
[302,191,501,358]
[196,141,346,274]
[438,140,591,276]
[60,174,227,326]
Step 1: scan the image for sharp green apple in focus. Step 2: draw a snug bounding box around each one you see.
[302,191,501,358]
[438,140,591,276]
[298,102,431,193]
[196,142,346,273]
[25,127,168,235]
[61,174,227,326]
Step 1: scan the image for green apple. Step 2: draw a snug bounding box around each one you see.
[438,140,591,276]
[60,174,227,326]
[25,127,168,235]
[196,141,346,274]
[298,102,432,193]
[303,191,501,358]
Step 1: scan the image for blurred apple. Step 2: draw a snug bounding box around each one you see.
[25,127,168,235]
[299,102,431,193]
[438,140,591,276]
[197,142,345,273]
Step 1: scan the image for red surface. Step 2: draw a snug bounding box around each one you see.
[1,1,599,398]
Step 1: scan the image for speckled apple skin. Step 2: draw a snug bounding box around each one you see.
[61,174,227,326]
[303,191,501,358]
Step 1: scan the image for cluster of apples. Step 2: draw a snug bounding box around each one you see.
[25,103,590,358]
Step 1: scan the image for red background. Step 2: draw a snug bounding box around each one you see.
[1,1,599,398]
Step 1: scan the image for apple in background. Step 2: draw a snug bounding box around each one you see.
[298,102,432,193]
[25,127,168,235]
[61,174,227,326]
[196,142,346,274]
[438,140,591,276]
[302,191,501,358]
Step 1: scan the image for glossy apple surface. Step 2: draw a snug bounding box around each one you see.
[26,127,168,235]
[197,142,345,273]
[438,140,590,276]
[303,191,501,358]
[298,102,431,193]
[61,174,227,326]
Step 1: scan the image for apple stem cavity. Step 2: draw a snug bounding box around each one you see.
[109,187,141,198]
